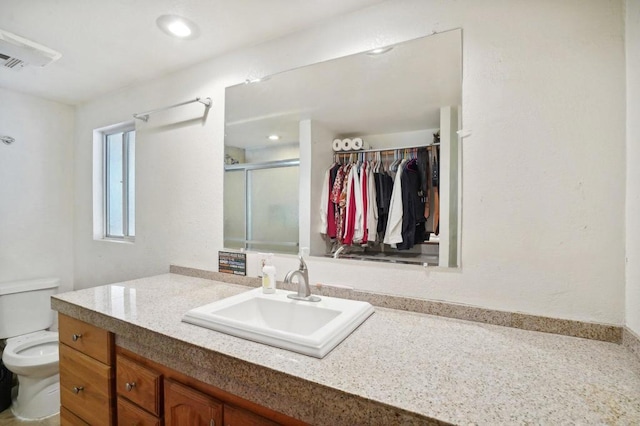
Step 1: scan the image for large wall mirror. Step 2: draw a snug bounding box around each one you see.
[224,29,462,267]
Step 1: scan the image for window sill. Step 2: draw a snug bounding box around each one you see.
[95,237,135,245]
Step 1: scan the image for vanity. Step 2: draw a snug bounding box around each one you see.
[52,272,640,425]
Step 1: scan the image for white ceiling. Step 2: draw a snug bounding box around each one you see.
[0,0,386,105]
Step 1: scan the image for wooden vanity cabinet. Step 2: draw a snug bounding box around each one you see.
[58,314,115,426]
[118,347,306,426]
[57,314,305,426]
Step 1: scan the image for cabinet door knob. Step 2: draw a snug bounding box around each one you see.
[209,420,215,426]
[72,386,84,394]
[72,333,82,341]
[125,382,136,391]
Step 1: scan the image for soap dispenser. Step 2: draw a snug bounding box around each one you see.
[262,254,276,294]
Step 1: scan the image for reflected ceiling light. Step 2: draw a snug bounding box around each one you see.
[366,46,394,56]
[244,76,270,84]
[268,135,280,141]
[156,15,199,39]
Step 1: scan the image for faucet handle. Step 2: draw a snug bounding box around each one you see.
[298,247,309,270]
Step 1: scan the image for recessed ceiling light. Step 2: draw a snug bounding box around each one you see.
[268,135,280,141]
[366,46,394,56]
[156,15,199,39]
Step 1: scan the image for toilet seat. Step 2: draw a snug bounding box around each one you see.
[2,331,58,375]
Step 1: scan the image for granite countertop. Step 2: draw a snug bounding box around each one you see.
[52,273,640,425]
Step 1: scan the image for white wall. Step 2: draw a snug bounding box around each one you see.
[73,0,627,325]
[626,0,640,335]
[0,88,75,295]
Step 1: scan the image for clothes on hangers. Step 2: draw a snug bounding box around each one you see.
[322,145,437,249]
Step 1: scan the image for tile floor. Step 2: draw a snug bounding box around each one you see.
[0,408,59,425]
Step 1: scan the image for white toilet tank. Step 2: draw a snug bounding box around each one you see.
[0,278,59,339]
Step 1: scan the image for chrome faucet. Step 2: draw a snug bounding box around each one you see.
[285,255,321,302]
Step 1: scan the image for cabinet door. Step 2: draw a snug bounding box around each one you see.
[224,404,280,426]
[164,379,223,426]
[118,397,162,426]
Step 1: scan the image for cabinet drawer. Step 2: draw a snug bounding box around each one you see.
[59,344,114,426]
[118,397,163,426]
[60,406,90,426]
[59,314,114,364]
[117,354,162,416]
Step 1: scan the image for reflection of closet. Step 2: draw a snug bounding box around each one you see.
[303,106,460,267]
[320,144,441,264]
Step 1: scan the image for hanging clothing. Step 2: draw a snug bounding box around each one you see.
[330,164,349,242]
[359,163,368,243]
[342,165,358,245]
[397,159,427,250]
[417,148,430,221]
[431,147,440,235]
[320,163,341,238]
[320,167,331,235]
[375,171,393,238]
[366,163,378,243]
[325,145,435,249]
[383,158,407,248]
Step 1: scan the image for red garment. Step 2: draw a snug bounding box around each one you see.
[330,165,347,242]
[342,167,357,245]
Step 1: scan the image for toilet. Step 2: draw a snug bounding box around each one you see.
[0,278,60,420]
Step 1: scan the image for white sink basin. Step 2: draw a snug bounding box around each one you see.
[182,288,374,358]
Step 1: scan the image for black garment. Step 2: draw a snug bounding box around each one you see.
[375,172,393,237]
[430,146,440,236]
[397,159,426,250]
[417,147,430,218]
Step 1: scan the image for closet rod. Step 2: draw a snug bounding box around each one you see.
[133,97,212,122]
[334,142,439,156]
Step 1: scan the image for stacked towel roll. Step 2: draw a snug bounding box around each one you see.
[352,137,365,150]
[331,137,369,151]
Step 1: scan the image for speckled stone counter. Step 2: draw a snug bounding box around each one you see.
[52,274,640,425]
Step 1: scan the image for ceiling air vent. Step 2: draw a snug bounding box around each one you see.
[0,53,25,70]
[0,29,61,70]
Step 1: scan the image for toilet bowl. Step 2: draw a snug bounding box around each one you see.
[0,277,60,420]
[2,331,60,419]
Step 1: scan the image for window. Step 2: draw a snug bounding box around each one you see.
[104,127,135,240]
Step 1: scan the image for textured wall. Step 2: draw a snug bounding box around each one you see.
[0,88,75,295]
[626,0,640,335]
[73,0,626,325]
